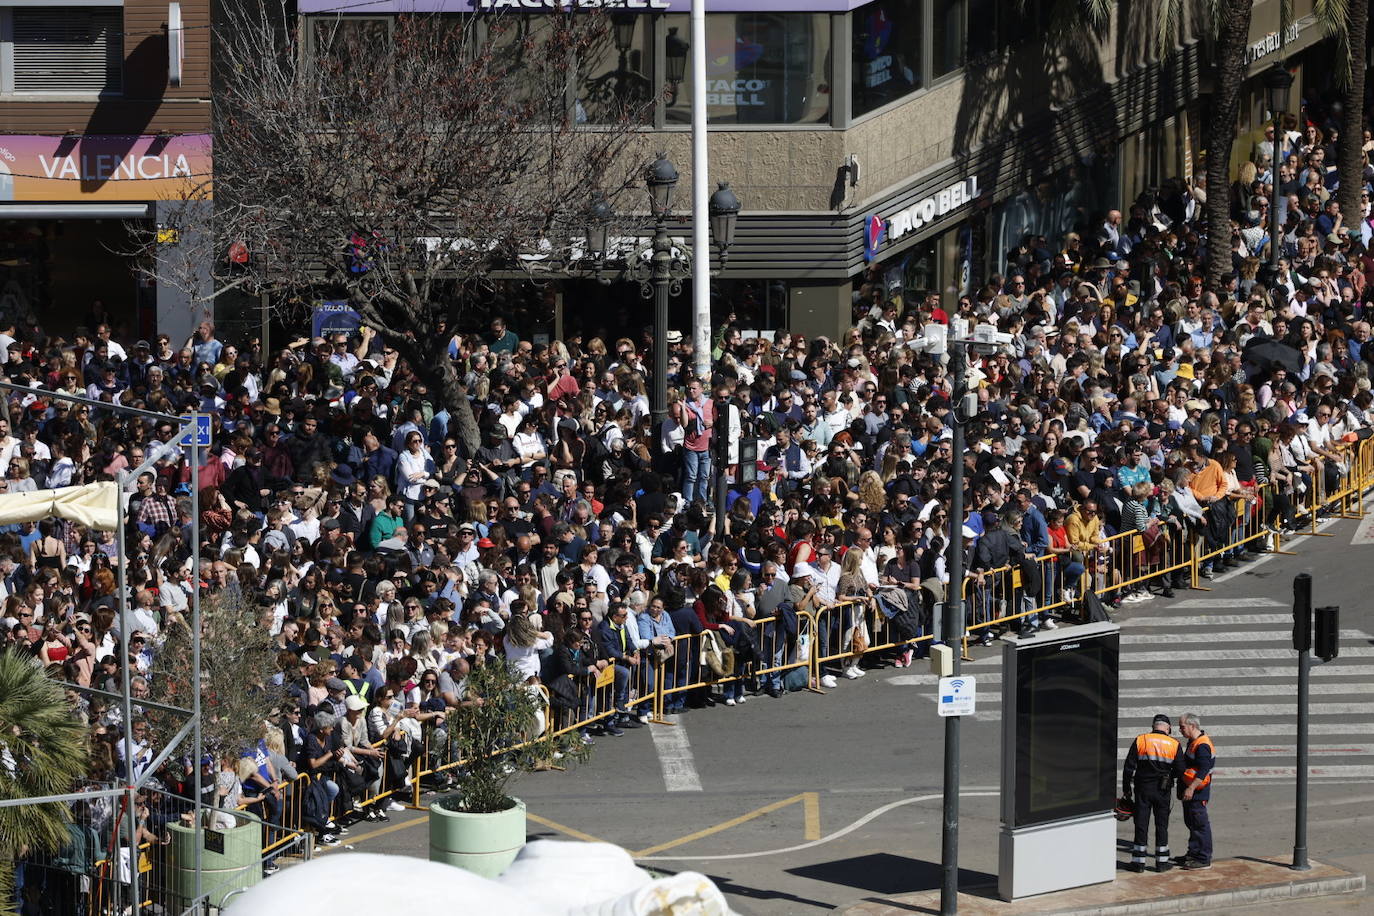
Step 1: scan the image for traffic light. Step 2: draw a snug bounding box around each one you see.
[1314,606,1339,663]
[1292,573,1312,652]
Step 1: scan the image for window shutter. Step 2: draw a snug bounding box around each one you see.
[12,8,124,94]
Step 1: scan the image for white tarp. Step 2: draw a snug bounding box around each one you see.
[0,481,119,531]
[226,843,734,915]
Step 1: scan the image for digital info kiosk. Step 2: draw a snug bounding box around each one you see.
[998,621,1121,900]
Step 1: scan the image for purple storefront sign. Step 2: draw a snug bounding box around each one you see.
[299,1,868,13]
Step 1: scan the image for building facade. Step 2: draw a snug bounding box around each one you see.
[0,0,211,342]
[298,0,1336,344]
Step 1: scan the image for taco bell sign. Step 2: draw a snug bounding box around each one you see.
[866,176,980,259]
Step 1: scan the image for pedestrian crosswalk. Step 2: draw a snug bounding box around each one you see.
[888,610,1374,782]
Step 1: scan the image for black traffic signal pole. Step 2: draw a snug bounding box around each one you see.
[1293,573,1312,871]
[1292,573,1341,872]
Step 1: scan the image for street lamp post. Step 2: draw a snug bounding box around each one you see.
[645,153,680,427]
[1262,62,1294,273]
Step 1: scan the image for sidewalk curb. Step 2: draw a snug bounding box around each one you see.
[1040,870,1366,916]
[832,859,1366,916]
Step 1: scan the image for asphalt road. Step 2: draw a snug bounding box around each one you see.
[341,511,1374,915]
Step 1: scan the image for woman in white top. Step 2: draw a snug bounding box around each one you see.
[512,414,548,472]
[396,431,434,520]
[503,609,553,682]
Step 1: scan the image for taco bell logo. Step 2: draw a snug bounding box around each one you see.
[864,213,887,262]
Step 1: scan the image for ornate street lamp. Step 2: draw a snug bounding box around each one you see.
[1262,62,1294,272]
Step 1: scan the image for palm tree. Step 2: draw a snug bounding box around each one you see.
[1317,0,1370,222]
[1202,0,1257,292]
[0,653,91,916]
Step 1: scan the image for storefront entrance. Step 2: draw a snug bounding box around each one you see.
[0,217,153,337]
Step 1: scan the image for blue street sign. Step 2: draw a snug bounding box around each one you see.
[180,414,212,447]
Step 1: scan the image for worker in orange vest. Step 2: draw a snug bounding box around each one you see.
[1121,713,1181,872]
[1175,711,1216,869]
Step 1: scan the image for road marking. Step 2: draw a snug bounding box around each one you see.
[1167,598,1285,609]
[1117,723,1374,739]
[528,812,606,844]
[633,792,820,857]
[1116,647,1374,661]
[1216,765,1374,779]
[889,665,1374,687]
[316,813,425,851]
[637,790,1001,862]
[1120,629,1369,644]
[650,722,703,792]
[1127,613,1293,626]
[1120,682,1374,698]
[1117,745,1372,758]
[1118,703,1374,718]
[1351,512,1374,545]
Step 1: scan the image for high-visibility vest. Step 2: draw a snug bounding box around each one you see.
[1182,733,1215,788]
[1135,732,1181,764]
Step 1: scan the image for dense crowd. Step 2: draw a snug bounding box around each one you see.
[2,121,1373,880]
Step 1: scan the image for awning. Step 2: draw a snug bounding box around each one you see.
[0,482,119,530]
[0,204,152,219]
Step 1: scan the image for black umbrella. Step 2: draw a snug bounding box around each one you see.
[1243,336,1304,375]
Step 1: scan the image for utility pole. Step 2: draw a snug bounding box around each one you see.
[941,331,966,915]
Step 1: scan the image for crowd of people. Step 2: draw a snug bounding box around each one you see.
[1,115,1372,894]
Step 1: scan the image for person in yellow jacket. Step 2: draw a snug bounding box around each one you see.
[1121,713,1182,872]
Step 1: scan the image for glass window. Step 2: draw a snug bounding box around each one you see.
[932,0,966,78]
[851,0,923,118]
[576,12,653,124]
[664,13,831,126]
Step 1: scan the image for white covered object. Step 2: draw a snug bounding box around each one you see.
[226,843,733,916]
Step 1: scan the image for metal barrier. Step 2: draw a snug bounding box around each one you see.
[224,433,1374,868]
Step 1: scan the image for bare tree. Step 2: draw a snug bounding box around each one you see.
[142,4,655,454]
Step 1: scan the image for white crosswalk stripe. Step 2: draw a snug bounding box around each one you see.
[888,611,1374,781]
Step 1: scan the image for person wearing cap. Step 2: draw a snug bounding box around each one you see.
[1121,713,1181,872]
[338,692,388,821]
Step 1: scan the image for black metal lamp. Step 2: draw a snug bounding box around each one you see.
[585,191,612,260]
[645,152,679,217]
[665,27,688,84]
[708,181,741,264]
[1262,62,1293,119]
[612,12,637,54]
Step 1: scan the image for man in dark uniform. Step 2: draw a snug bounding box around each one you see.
[1121,713,1181,872]
[1176,711,1216,869]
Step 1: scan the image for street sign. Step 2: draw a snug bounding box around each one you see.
[180,414,212,447]
[938,675,976,717]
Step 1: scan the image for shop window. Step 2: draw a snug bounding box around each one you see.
[575,12,653,124]
[4,7,123,94]
[851,0,923,118]
[664,13,831,126]
[931,0,966,79]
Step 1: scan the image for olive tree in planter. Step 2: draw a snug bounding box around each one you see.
[430,660,589,877]
[149,587,286,908]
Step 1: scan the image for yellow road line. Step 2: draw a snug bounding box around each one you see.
[318,815,425,851]
[527,812,606,845]
[632,792,818,857]
[803,791,820,841]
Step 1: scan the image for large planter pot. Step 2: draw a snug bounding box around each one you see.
[167,817,262,911]
[428,798,527,878]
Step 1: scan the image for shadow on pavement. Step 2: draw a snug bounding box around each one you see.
[786,853,996,896]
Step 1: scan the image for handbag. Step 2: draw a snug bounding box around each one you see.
[845,621,870,656]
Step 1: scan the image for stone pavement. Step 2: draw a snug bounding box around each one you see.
[834,856,1365,916]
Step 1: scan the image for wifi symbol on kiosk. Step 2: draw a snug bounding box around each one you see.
[948,679,966,692]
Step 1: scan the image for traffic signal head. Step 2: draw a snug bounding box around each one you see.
[1314,606,1339,663]
[1292,573,1312,653]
